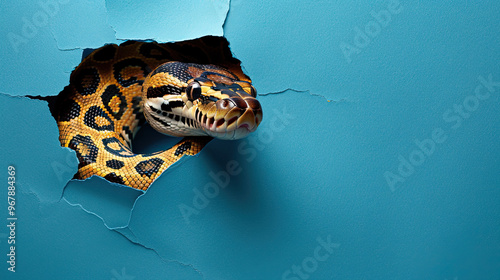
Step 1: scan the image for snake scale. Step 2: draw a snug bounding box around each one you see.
[55,36,262,190]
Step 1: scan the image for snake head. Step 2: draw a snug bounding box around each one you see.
[142,62,262,140]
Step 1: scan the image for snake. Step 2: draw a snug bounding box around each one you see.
[55,36,262,190]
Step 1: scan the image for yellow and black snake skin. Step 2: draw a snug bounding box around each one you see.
[56,36,262,190]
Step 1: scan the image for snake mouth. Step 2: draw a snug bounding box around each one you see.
[200,106,263,140]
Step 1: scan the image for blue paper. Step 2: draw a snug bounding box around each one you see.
[1,0,500,279]
[105,0,229,42]
[0,1,81,96]
[49,0,118,50]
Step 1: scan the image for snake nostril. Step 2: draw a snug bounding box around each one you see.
[217,98,236,110]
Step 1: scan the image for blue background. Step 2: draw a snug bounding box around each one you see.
[1,0,499,279]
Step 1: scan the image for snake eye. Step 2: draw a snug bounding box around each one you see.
[186,82,202,100]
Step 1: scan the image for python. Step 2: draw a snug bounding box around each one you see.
[55,37,262,190]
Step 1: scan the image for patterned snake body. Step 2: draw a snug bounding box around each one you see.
[56,37,262,190]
